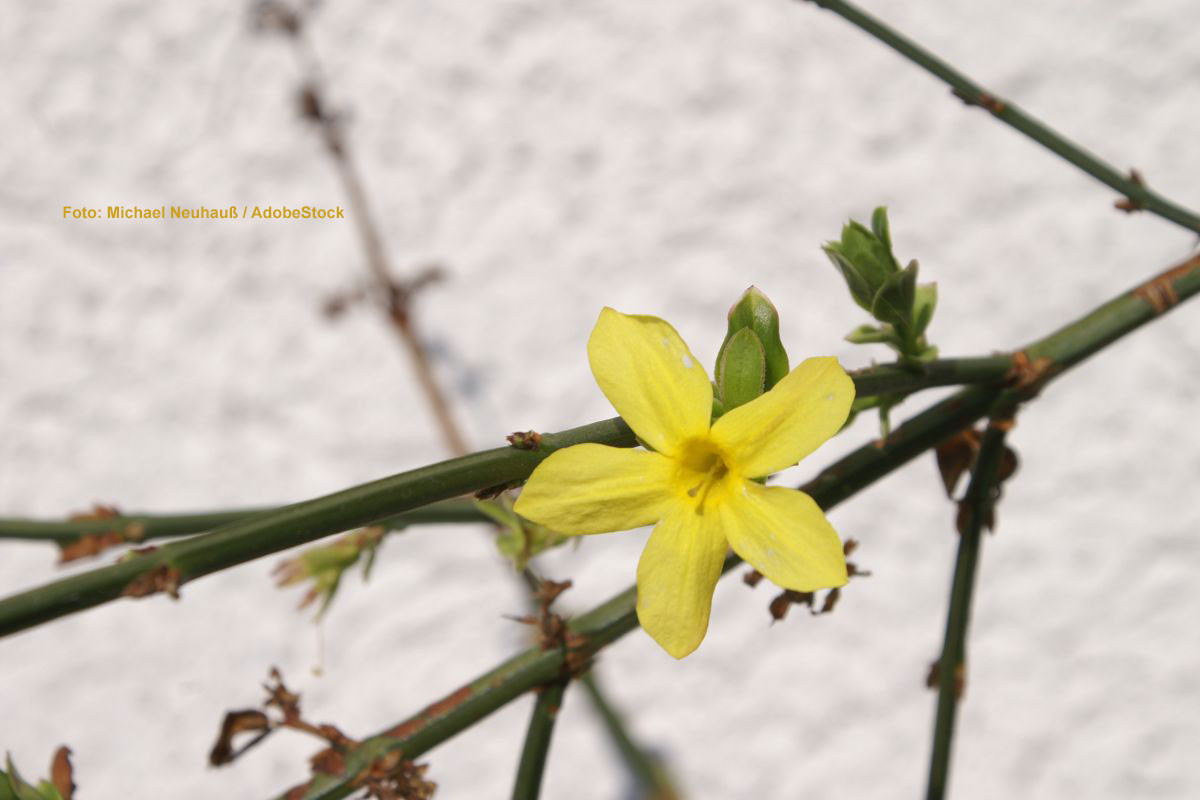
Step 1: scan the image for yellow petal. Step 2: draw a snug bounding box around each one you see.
[710,356,854,477]
[636,505,728,659]
[718,482,847,591]
[513,444,674,535]
[588,308,713,457]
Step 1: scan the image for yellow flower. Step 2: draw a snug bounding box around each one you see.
[513,308,855,658]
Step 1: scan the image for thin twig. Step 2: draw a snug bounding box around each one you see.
[799,0,1200,235]
[511,680,569,800]
[926,401,1017,800]
[314,110,470,457]
[0,500,486,547]
[259,3,470,456]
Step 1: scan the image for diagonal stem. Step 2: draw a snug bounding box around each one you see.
[511,679,569,800]
[800,0,1200,235]
[925,401,1016,800]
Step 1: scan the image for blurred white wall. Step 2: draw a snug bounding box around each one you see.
[2,1,1199,797]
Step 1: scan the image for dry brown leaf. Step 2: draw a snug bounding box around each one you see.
[50,746,74,800]
[209,710,272,766]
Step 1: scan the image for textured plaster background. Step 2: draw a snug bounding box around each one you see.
[2,1,1200,798]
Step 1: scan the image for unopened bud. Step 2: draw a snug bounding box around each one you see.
[714,287,790,414]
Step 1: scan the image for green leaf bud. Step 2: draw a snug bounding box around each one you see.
[913,282,938,337]
[871,260,918,331]
[844,323,901,346]
[823,208,902,312]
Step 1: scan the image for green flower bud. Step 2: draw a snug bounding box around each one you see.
[715,327,766,412]
[717,286,790,402]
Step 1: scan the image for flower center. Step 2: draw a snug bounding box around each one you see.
[675,438,736,515]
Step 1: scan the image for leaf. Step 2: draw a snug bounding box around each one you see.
[825,242,883,311]
[870,206,892,252]
[32,784,61,800]
[0,770,16,800]
[48,749,72,800]
[823,246,877,312]
[905,343,939,364]
[272,527,385,619]
[2,758,43,800]
[209,710,273,766]
[478,498,571,572]
[715,328,766,412]
[935,428,981,498]
[844,323,900,346]
[871,260,918,331]
[913,282,938,336]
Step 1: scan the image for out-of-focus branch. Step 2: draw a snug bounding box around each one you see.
[254,1,469,456]
[800,0,1200,235]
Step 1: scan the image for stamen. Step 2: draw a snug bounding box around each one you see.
[687,461,729,514]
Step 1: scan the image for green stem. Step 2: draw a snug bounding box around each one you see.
[846,356,1010,398]
[0,418,635,638]
[926,402,1015,800]
[0,358,1008,634]
[580,672,678,799]
[801,0,1200,235]
[511,680,569,800]
[0,499,487,547]
[271,251,1200,800]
